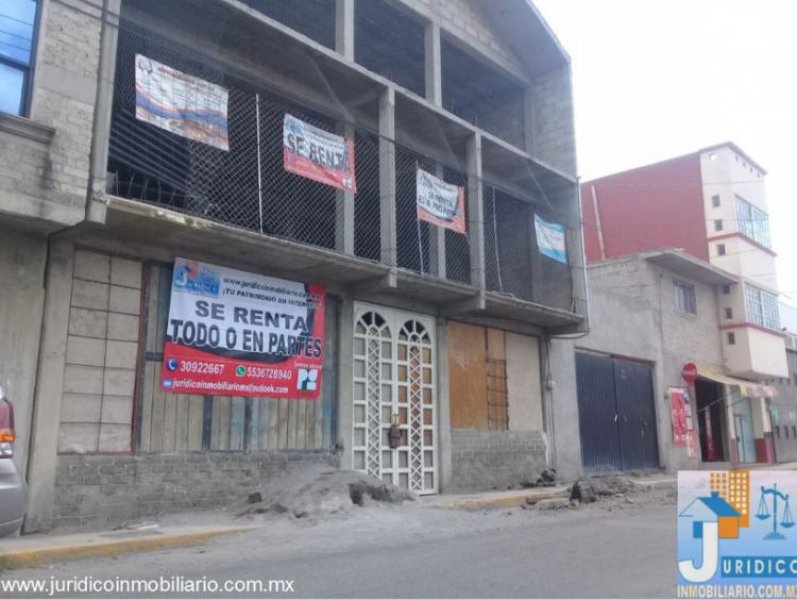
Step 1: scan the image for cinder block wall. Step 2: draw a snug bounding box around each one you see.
[53,451,338,530]
[448,430,547,492]
[59,250,142,453]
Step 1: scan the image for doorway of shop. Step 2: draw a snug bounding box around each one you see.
[694,378,728,462]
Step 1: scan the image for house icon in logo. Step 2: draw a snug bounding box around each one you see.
[680,492,742,540]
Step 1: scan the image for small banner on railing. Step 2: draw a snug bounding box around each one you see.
[161,258,326,399]
[534,214,567,263]
[416,169,466,234]
[283,114,357,193]
[134,54,229,151]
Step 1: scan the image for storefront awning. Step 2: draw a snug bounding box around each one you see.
[696,365,778,398]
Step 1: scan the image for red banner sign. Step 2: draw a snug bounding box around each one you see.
[283,113,357,193]
[670,387,692,447]
[161,258,326,399]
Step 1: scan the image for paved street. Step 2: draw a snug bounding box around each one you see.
[1,495,677,598]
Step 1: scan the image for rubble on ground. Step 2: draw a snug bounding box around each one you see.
[234,466,415,521]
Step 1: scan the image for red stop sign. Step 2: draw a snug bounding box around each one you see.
[682,362,698,383]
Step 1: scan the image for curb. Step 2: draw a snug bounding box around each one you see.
[0,526,252,570]
[434,487,569,511]
[629,478,677,489]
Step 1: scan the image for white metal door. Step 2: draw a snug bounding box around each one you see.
[352,304,437,494]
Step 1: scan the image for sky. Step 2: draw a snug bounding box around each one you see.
[533,0,797,305]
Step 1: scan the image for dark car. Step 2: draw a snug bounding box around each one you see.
[0,387,26,536]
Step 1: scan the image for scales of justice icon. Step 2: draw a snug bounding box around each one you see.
[756,483,795,540]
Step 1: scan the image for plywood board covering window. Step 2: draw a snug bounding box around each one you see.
[447,322,509,430]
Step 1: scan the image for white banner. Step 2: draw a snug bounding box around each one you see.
[415,169,466,234]
[135,54,229,151]
[534,214,567,264]
[161,258,327,399]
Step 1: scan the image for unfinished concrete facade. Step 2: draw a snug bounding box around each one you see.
[1,0,584,531]
[552,250,780,480]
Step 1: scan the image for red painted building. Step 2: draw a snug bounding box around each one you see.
[581,152,708,262]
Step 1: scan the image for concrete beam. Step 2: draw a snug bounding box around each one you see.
[379,88,397,267]
[438,291,486,317]
[24,240,75,533]
[424,21,442,107]
[335,122,356,255]
[347,270,397,296]
[335,0,355,61]
[466,134,485,290]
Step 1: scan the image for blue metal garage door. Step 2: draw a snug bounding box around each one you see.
[576,353,659,473]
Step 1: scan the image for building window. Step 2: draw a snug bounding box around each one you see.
[736,195,771,248]
[714,219,723,232]
[793,372,797,385]
[727,332,736,345]
[793,425,797,438]
[744,283,780,331]
[717,244,727,256]
[774,425,780,439]
[722,284,731,295]
[0,0,37,116]
[674,280,697,315]
[725,307,733,320]
[712,194,721,207]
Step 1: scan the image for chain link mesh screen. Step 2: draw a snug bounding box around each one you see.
[109,24,381,259]
[108,21,572,306]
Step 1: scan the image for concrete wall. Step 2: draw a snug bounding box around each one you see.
[0,228,47,478]
[528,67,577,177]
[506,332,543,432]
[449,430,546,492]
[53,451,337,531]
[0,0,108,230]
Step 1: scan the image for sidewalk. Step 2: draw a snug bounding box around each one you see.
[423,485,570,511]
[0,524,251,569]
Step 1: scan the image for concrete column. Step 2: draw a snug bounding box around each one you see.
[379,88,397,267]
[435,317,452,492]
[424,21,442,107]
[87,0,122,223]
[428,165,446,278]
[466,134,485,290]
[523,87,535,156]
[335,0,355,61]
[336,296,354,470]
[336,122,355,255]
[0,229,47,481]
[529,204,543,304]
[568,182,589,320]
[24,240,75,533]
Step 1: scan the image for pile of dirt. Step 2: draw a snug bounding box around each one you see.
[235,466,415,520]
